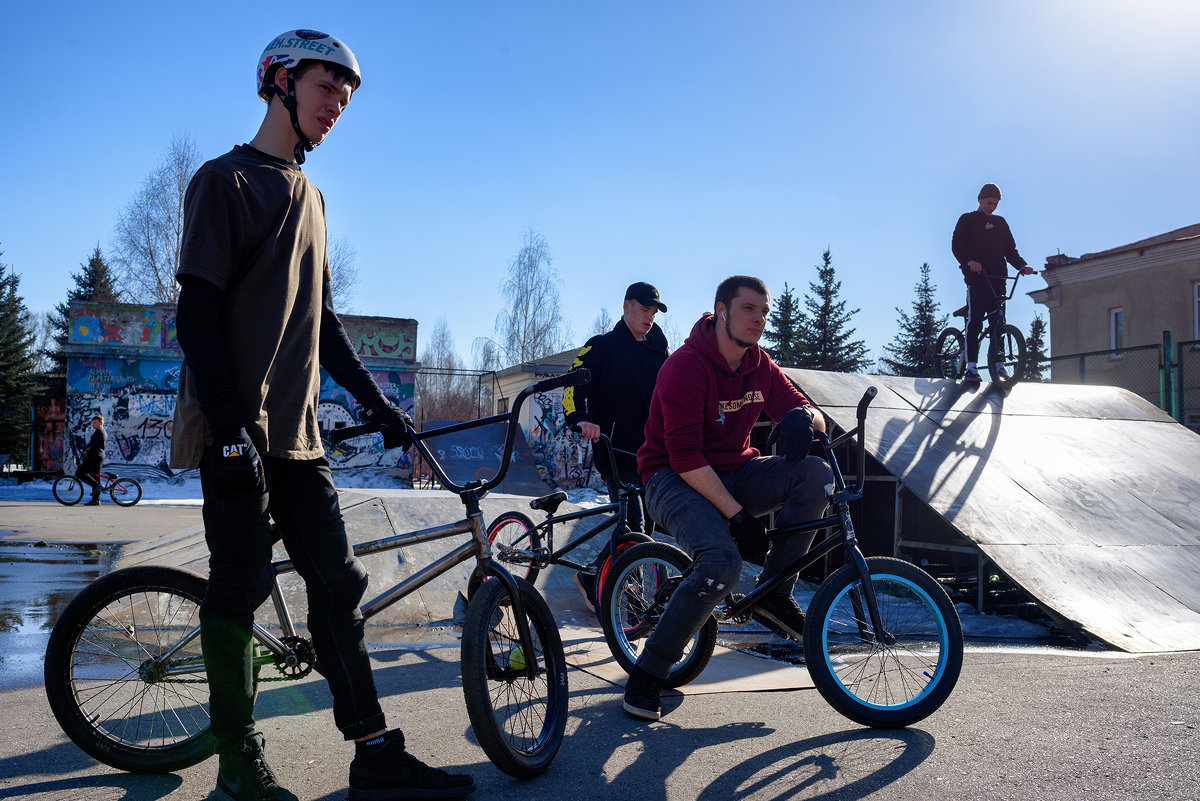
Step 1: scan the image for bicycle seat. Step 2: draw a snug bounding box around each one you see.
[529,491,568,514]
[103,472,118,479]
[952,304,967,319]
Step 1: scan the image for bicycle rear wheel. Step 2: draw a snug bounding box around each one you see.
[460,576,566,778]
[933,327,965,380]
[595,530,653,606]
[53,475,84,505]
[468,511,543,601]
[987,323,1027,387]
[803,556,962,728]
[110,477,143,506]
[44,566,213,772]
[598,542,717,689]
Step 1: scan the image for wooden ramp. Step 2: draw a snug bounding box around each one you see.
[784,369,1200,653]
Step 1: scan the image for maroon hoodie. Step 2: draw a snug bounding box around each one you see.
[638,313,814,481]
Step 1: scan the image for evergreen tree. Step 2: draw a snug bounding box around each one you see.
[45,245,120,381]
[1025,313,1049,382]
[0,252,38,464]
[762,282,802,367]
[878,262,948,376]
[795,249,872,372]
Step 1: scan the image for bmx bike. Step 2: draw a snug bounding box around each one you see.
[599,388,965,728]
[43,372,589,779]
[53,471,143,507]
[934,271,1034,389]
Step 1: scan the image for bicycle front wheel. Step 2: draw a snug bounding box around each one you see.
[460,576,566,778]
[988,323,1027,387]
[803,556,963,728]
[599,542,717,689]
[933,327,965,380]
[110,477,143,506]
[53,475,84,505]
[44,566,213,773]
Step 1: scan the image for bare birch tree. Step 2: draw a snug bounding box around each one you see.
[328,236,359,312]
[416,318,482,426]
[473,229,572,370]
[110,132,202,303]
[589,307,614,337]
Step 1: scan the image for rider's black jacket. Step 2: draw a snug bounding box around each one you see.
[563,319,669,479]
[952,210,1028,286]
[79,427,107,473]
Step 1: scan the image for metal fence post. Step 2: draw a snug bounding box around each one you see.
[1178,341,1188,425]
[1162,331,1174,417]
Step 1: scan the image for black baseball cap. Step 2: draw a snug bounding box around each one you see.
[625,281,667,312]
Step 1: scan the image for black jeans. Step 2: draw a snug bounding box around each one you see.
[199,455,384,753]
[964,272,1004,363]
[75,465,102,501]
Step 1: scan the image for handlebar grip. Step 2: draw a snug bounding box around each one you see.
[856,387,878,421]
[329,422,380,444]
[531,369,590,394]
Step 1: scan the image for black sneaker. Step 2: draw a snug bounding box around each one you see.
[752,593,806,641]
[622,665,663,721]
[573,569,598,616]
[963,367,982,387]
[85,497,101,506]
[349,730,475,800]
[213,732,297,801]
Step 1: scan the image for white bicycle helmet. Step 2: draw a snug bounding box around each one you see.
[255,29,361,162]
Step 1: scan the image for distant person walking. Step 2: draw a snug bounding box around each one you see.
[951,182,1035,385]
[76,415,107,506]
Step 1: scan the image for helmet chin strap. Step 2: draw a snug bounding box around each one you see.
[272,70,316,165]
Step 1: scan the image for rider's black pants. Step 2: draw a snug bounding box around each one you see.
[198,455,385,754]
[964,271,1005,363]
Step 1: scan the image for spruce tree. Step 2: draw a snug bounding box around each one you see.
[795,249,872,373]
[1025,313,1049,382]
[762,282,802,367]
[46,245,120,382]
[878,263,948,376]
[0,254,38,464]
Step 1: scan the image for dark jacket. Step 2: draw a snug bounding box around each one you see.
[563,319,669,477]
[952,210,1028,283]
[638,314,813,482]
[79,427,107,473]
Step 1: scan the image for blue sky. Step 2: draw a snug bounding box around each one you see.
[4,1,1199,367]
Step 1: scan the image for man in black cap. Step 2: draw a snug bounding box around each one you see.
[951,182,1035,385]
[563,281,670,614]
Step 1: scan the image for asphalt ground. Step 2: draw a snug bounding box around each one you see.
[2,501,1199,800]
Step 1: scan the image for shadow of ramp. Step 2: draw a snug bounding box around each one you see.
[784,370,1200,653]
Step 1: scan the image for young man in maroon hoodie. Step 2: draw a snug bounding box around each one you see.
[624,275,833,720]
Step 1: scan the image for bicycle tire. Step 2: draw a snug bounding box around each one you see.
[44,565,214,773]
[988,323,1027,387]
[598,542,717,689]
[933,327,965,380]
[467,511,543,601]
[595,530,653,606]
[110,477,143,507]
[460,576,566,778]
[53,475,84,506]
[803,556,963,728]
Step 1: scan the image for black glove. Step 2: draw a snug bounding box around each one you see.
[728,509,769,565]
[364,402,414,450]
[208,427,266,494]
[766,408,815,463]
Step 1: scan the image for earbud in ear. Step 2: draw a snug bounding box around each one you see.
[720,311,727,321]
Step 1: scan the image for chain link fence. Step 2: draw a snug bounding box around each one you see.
[1177,339,1200,434]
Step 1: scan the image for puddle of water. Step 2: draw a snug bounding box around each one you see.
[0,541,115,689]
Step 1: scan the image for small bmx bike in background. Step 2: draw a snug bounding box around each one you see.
[934,272,1034,389]
[53,472,143,507]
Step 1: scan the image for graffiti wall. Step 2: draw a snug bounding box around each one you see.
[318,368,416,478]
[343,317,417,362]
[70,303,178,350]
[33,395,66,472]
[519,386,605,491]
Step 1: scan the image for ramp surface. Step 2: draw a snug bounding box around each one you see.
[785,370,1200,653]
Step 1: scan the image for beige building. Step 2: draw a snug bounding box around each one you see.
[1031,223,1200,354]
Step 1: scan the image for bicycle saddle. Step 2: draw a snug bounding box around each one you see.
[529,491,568,514]
[952,304,967,319]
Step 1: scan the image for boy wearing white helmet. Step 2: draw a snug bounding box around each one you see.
[171,30,475,801]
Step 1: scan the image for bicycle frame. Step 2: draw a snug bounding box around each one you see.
[145,370,593,683]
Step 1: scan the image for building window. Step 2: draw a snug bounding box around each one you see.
[1109,307,1124,351]
[497,397,509,413]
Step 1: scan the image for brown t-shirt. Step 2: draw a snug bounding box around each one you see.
[170,145,328,468]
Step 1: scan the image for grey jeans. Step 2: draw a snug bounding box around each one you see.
[638,455,832,679]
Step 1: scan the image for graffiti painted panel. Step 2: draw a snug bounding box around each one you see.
[33,395,66,472]
[520,387,605,491]
[69,304,179,351]
[67,357,181,395]
[65,393,177,480]
[319,368,416,478]
[343,318,417,361]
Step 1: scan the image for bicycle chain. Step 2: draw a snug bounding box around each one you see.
[148,637,316,684]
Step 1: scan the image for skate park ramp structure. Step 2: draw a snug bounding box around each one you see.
[785,369,1200,653]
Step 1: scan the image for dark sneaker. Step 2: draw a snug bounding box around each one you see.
[622,665,663,721]
[85,497,101,506]
[349,730,475,800]
[752,593,806,641]
[213,732,297,801]
[963,367,982,387]
[994,365,1010,381]
[573,569,598,616]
